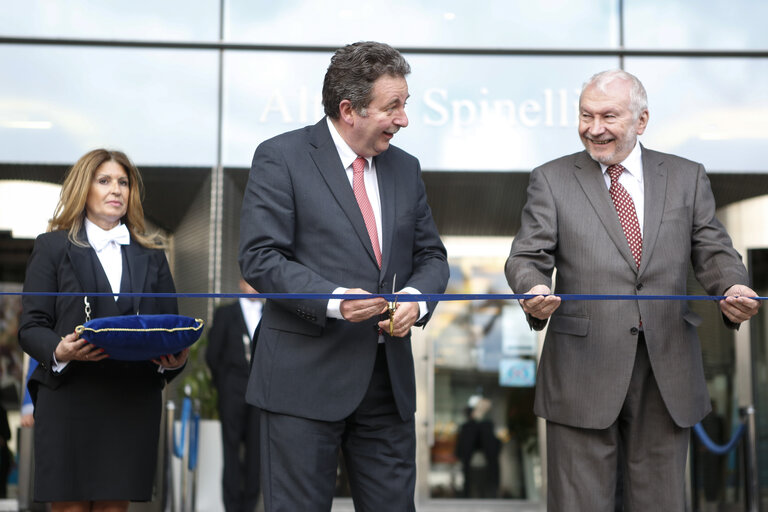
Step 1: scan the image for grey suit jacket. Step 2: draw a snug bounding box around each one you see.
[505,146,748,429]
[239,118,449,422]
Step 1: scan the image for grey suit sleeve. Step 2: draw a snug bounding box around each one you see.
[238,140,336,325]
[687,163,749,329]
[689,163,749,295]
[505,169,558,280]
[504,167,558,331]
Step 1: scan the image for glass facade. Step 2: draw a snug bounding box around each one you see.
[2,1,768,510]
[225,0,619,48]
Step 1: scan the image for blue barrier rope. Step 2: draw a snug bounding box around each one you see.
[2,291,766,301]
[693,422,747,455]
[173,397,191,458]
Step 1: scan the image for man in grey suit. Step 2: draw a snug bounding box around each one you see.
[505,69,759,511]
[239,41,449,511]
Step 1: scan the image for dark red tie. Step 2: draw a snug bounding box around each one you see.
[352,156,382,267]
[607,164,642,268]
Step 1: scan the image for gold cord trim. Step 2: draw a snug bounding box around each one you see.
[75,318,204,335]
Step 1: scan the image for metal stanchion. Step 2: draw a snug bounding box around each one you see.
[163,401,176,512]
[743,405,759,512]
[16,426,35,512]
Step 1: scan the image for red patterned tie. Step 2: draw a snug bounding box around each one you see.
[607,164,642,268]
[352,156,382,267]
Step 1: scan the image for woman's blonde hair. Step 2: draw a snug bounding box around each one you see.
[48,149,166,249]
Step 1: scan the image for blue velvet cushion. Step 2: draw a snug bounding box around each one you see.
[76,314,204,361]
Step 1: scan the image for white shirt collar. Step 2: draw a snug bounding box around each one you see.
[600,142,644,182]
[326,117,372,170]
[84,218,131,252]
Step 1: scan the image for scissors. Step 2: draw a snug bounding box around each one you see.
[388,274,398,336]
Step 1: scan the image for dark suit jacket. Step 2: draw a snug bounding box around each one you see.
[205,301,253,405]
[19,229,181,398]
[239,118,449,422]
[505,146,748,429]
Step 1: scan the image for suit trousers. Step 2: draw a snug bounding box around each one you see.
[219,399,260,512]
[546,335,689,512]
[260,343,416,512]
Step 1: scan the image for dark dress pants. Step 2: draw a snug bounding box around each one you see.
[546,335,689,512]
[219,394,261,512]
[260,343,416,512]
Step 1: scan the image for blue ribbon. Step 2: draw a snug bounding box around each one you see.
[693,422,746,455]
[2,291,765,301]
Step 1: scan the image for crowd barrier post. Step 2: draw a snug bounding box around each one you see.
[744,405,759,512]
[163,400,176,512]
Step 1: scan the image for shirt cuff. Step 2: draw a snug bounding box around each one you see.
[51,353,68,374]
[327,287,348,319]
[400,287,428,321]
[157,363,185,374]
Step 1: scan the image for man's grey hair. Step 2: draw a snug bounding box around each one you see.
[322,41,411,119]
[582,69,648,119]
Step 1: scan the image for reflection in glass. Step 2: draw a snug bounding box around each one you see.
[625,0,768,50]
[748,248,768,511]
[0,46,219,166]
[1,0,220,41]
[423,239,542,501]
[626,58,768,173]
[226,0,618,49]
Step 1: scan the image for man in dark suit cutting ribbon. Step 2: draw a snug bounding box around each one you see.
[239,41,449,511]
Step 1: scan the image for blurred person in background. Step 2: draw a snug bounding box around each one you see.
[206,278,262,512]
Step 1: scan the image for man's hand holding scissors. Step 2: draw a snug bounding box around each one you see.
[376,275,419,338]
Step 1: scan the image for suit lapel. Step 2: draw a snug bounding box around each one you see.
[124,241,149,314]
[638,146,667,276]
[573,151,638,272]
[67,238,119,318]
[68,242,97,299]
[308,118,381,269]
[374,152,395,276]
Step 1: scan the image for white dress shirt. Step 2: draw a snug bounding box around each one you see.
[600,141,645,235]
[85,217,129,299]
[324,117,427,324]
[239,298,262,341]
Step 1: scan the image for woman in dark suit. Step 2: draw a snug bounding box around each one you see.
[19,149,188,512]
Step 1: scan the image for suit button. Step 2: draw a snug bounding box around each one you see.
[636,283,643,291]
[630,327,639,335]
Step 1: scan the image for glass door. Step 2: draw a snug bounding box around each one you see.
[416,238,543,506]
